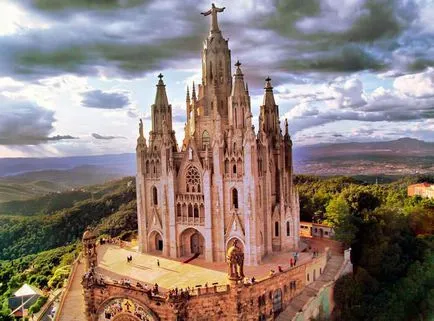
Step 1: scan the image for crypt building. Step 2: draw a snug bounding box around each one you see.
[135,4,300,266]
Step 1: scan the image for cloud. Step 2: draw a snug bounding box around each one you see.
[393,67,434,98]
[0,0,431,85]
[91,133,125,140]
[0,95,76,145]
[282,71,434,134]
[47,135,78,140]
[81,89,130,109]
[26,0,149,11]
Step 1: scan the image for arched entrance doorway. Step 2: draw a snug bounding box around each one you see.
[179,228,205,257]
[149,231,163,253]
[190,232,201,254]
[98,298,158,321]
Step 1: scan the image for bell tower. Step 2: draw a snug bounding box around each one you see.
[200,4,232,118]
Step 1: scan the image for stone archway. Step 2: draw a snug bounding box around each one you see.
[113,314,140,321]
[148,230,163,253]
[179,228,204,257]
[98,297,158,321]
[226,237,245,253]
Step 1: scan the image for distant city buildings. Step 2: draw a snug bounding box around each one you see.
[408,183,434,199]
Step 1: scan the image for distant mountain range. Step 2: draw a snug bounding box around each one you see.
[0,153,136,177]
[294,138,434,160]
[0,138,432,197]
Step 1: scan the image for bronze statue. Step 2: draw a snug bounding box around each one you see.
[226,240,244,281]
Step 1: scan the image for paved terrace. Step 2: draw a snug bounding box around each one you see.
[96,244,314,291]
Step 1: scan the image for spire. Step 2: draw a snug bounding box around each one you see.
[154,73,169,107]
[259,76,279,135]
[285,118,289,136]
[234,60,242,75]
[201,3,226,34]
[150,73,173,139]
[186,85,191,106]
[231,60,246,97]
[192,81,197,101]
[262,76,276,106]
[245,82,249,94]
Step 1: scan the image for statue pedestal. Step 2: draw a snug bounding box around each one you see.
[228,276,241,285]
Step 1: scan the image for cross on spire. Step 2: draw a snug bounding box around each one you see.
[158,73,163,80]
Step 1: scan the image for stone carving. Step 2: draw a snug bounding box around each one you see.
[139,119,144,137]
[98,298,157,321]
[201,4,225,33]
[226,240,244,281]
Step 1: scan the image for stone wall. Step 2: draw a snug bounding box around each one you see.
[85,251,330,321]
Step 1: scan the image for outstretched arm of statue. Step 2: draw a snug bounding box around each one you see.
[201,9,212,16]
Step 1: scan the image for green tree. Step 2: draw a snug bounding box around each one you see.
[324,195,357,246]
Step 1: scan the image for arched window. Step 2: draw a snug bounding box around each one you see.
[225,160,229,174]
[232,189,238,209]
[233,164,237,174]
[186,166,201,193]
[188,204,193,217]
[152,186,158,206]
[307,273,310,282]
[202,130,210,150]
[286,221,290,236]
[194,206,199,218]
[177,204,181,217]
[275,221,279,237]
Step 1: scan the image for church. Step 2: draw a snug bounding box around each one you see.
[135,4,300,266]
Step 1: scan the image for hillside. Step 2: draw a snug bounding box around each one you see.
[0,154,136,177]
[0,177,136,260]
[0,165,131,203]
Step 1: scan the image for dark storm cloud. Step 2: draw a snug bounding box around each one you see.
[0,95,76,145]
[81,90,130,109]
[280,46,385,72]
[267,0,417,43]
[26,0,149,11]
[2,0,432,82]
[92,133,125,140]
[47,135,78,140]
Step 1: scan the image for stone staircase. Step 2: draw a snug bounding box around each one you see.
[276,255,345,321]
[55,261,86,321]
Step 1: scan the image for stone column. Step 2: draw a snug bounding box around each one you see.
[203,168,213,262]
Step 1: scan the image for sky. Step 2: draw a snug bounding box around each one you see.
[0,0,433,158]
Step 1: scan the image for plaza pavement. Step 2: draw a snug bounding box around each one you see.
[96,244,312,291]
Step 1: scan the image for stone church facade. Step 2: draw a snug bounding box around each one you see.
[136,4,300,266]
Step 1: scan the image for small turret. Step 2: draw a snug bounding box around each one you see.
[186,86,191,105]
[82,229,97,271]
[192,81,197,102]
[229,61,251,129]
[149,73,174,149]
[259,76,279,136]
